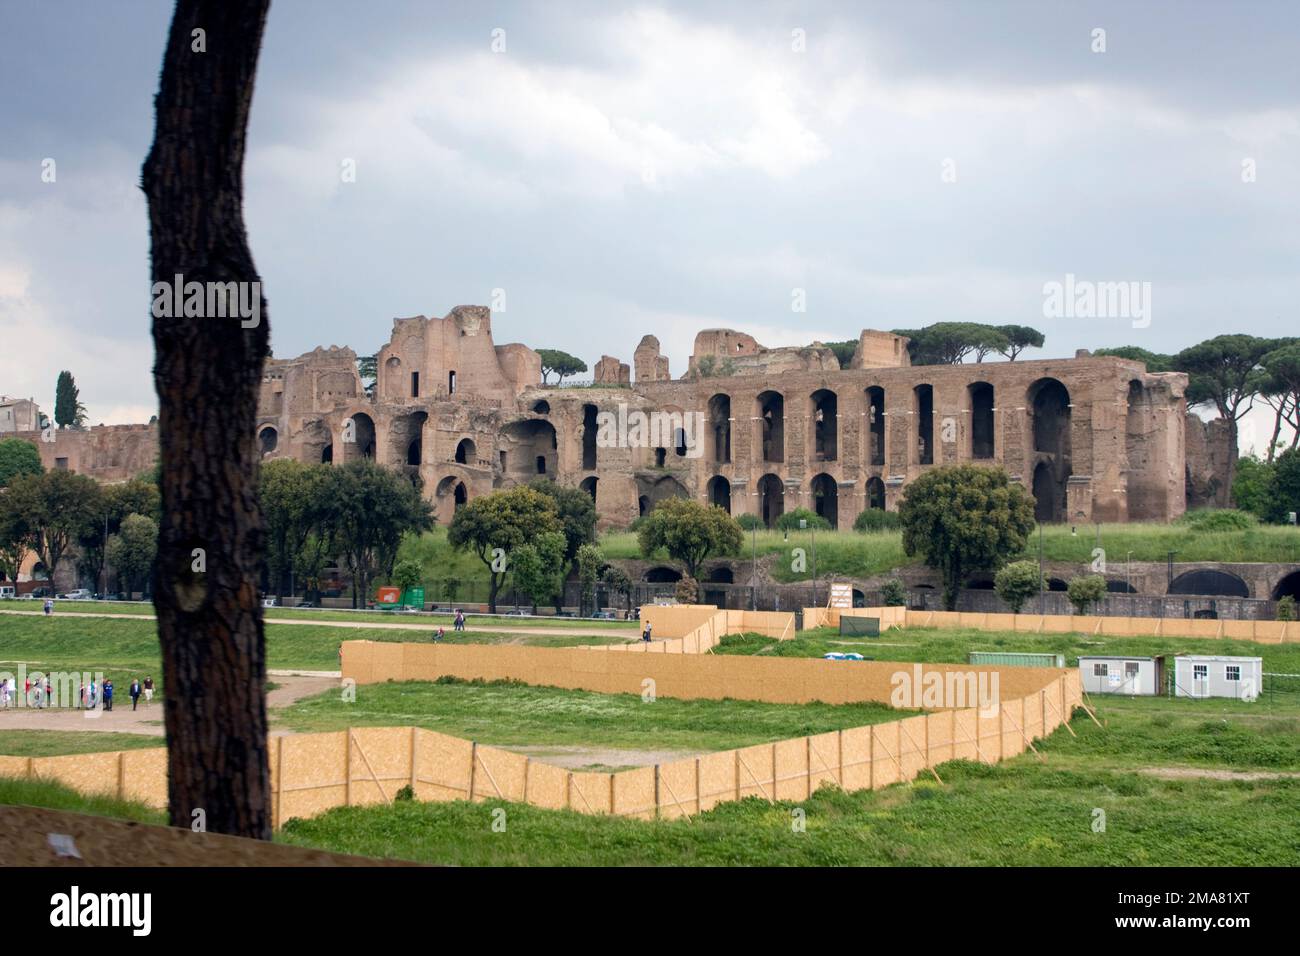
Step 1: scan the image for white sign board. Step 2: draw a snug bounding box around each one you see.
[829,583,853,609]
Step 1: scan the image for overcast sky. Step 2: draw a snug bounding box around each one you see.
[1,0,1296,450]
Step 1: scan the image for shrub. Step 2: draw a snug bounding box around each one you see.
[995,560,1042,614]
[675,575,699,604]
[395,785,414,802]
[1278,595,1297,622]
[880,578,906,607]
[736,513,764,531]
[854,509,901,532]
[1175,508,1258,532]
[1067,575,1107,615]
[775,507,830,532]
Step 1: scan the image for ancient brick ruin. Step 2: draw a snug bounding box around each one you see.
[249,306,1198,530]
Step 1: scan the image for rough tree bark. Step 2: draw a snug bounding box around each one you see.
[142,0,273,839]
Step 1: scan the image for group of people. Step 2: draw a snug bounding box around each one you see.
[431,609,467,642]
[0,675,153,710]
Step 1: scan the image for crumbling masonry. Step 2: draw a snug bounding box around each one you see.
[250,306,1198,530]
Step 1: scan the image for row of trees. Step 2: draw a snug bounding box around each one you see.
[445,479,598,612]
[1232,450,1300,524]
[260,458,432,607]
[0,457,160,595]
[823,323,1046,368]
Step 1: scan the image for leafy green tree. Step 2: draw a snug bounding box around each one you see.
[1094,346,1174,371]
[448,485,561,612]
[600,561,633,613]
[1278,596,1296,622]
[510,531,567,611]
[1231,456,1275,521]
[327,460,433,608]
[260,459,333,602]
[854,508,901,532]
[54,371,80,429]
[879,578,906,607]
[994,560,1042,614]
[355,354,378,398]
[775,507,830,532]
[996,325,1045,361]
[821,340,858,368]
[636,498,743,580]
[576,542,604,615]
[1,470,102,584]
[1175,335,1278,494]
[528,479,597,565]
[899,464,1036,610]
[675,575,699,604]
[970,326,1010,362]
[1066,575,1107,615]
[894,323,1008,365]
[536,349,588,385]
[107,514,159,596]
[0,438,42,487]
[0,501,32,584]
[78,477,164,589]
[392,558,423,593]
[1268,448,1300,524]
[1257,343,1300,461]
[736,513,764,531]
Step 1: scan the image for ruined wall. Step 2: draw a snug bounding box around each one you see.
[16,424,158,484]
[1185,413,1234,509]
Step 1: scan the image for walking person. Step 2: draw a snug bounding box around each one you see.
[43,597,53,617]
[142,675,154,707]
[642,620,652,643]
[103,679,113,712]
[454,609,465,632]
[44,676,51,709]
[130,678,141,711]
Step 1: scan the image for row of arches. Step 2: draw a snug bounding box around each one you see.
[701,379,1059,471]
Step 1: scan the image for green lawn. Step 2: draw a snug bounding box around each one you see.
[0,615,636,696]
[21,601,638,630]
[0,731,163,757]
[276,677,911,751]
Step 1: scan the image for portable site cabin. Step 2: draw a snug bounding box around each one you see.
[969,651,1066,669]
[1078,655,1165,696]
[1173,655,1262,700]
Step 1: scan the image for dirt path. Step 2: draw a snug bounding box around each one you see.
[0,674,337,738]
[1139,766,1300,782]
[0,608,638,640]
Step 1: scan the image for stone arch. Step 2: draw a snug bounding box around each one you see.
[913,384,934,465]
[582,403,599,470]
[580,476,598,501]
[756,391,784,463]
[1032,461,1063,523]
[258,425,278,456]
[1273,570,1300,602]
[638,474,689,513]
[866,476,886,511]
[1169,569,1250,598]
[811,473,838,529]
[300,420,332,465]
[707,475,732,513]
[968,382,994,460]
[708,394,731,464]
[757,473,784,528]
[707,566,734,584]
[434,476,468,518]
[865,386,885,466]
[644,566,682,583]
[810,389,838,463]
[531,400,551,415]
[344,412,376,462]
[499,419,557,482]
[455,437,476,465]
[390,411,427,469]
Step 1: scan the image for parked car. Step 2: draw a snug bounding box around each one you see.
[29,587,52,599]
[505,609,531,616]
[591,610,618,620]
[61,589,93,601]
[0,586,15,600]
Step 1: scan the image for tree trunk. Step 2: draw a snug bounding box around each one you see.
[142,0,273,839]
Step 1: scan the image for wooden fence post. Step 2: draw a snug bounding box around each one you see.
[344,732,353,806]
[409,727,417,792]
[654,764,660,820]
[117,752,125,800]
[468,742,477,801]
